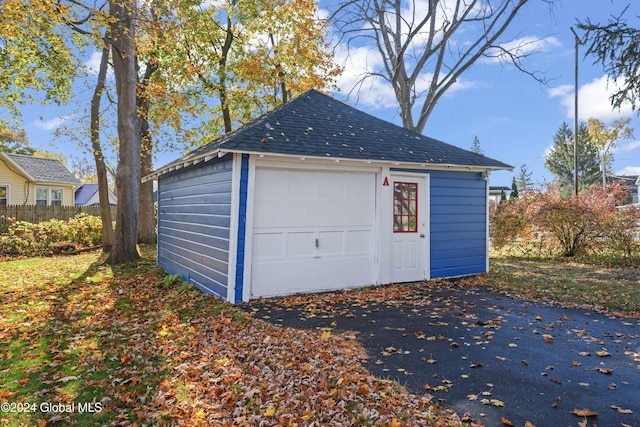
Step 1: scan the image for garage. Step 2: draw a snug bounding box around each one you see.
[149,89,512,302]
[249,167,377,298]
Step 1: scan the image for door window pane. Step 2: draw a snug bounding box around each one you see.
[393,181,418,232]
[0,186,6,206]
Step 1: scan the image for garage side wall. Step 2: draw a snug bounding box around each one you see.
[430,171,487,278]
[157,157,233,298]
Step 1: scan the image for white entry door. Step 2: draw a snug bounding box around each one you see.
[390,175,428,283]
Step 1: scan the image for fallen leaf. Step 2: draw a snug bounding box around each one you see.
[611,405,633,414]
[572,408,598,417]
[501,416,513,425]
[572,360,581,366]
[579,382,590,387]
[596,350,611,357]
[320,330,331,339]
[56,376,79,383]
[264,406,276,417]
[543,334,554,343]
[524,422,535,427]
[596,367,613,374]
[491,399,505,407]
[550,377,561,384]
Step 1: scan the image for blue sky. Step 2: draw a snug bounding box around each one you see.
[18,0,640,188]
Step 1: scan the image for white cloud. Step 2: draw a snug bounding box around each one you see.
[34,116,72,131]
[334,41,476,110]
[549,75,634,121]
[84,51,114,79]
[614,139,640,153]
[615,166,640,176]
[333,44,397,109]
[484,36,562,64]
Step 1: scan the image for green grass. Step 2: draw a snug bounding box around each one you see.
[1,246,639,426]
[0,245,210,426]
[477,257,640,315]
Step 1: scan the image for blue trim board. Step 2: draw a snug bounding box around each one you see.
[234,154,250,303]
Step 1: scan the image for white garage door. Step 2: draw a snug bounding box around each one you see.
[250,167,376,298]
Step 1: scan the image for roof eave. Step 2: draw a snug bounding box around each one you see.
[142,149,224,182]
[0,152,36,181]
[144,147,513,183]
[217,148,513,172]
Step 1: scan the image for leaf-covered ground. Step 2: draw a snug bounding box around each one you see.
[0,249,463,426]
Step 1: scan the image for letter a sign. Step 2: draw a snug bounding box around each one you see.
[383,177,389,186]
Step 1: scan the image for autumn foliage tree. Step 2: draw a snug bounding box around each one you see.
[165,0,340,140]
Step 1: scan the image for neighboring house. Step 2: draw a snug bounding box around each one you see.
[0,151,81,206]
[489,186,511,205]
[606,175,639,205]
[145,90,513,303]
[75,183,118,206]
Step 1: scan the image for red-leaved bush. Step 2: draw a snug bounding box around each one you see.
[491,183,639,258]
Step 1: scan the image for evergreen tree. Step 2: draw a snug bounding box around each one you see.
[470,136,483,155]
[516,164,534,192]
[510,177,519,199]
[578,7,640,111]
[545,122,600,194]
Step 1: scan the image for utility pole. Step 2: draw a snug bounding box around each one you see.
[571,27,580,196]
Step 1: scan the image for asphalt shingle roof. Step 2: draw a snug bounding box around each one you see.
[3,152,82,185]
[175,89,512,170]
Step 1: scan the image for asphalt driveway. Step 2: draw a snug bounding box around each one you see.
[242,281,640,427]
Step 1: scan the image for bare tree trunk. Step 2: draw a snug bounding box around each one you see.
[90,40,115,253]
[108,0,141,264]
[138,143,156,244]
[332,0,537,132]
[137,60,158,244]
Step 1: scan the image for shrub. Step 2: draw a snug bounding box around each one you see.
[490,183,639,259]
[0,214,103,256]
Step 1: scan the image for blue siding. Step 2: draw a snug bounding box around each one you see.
[430,171,487,278]
[157,157,233,298]
[233,154,249,303]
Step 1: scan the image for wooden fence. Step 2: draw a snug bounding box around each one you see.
[0,205,116,226]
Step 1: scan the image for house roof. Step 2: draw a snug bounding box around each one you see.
[1,152,82,185]
[148,89,512,180]
[74,183,118,206]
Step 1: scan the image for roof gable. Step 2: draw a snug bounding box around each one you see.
[1,152,81,185]
[157,89,512,176]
